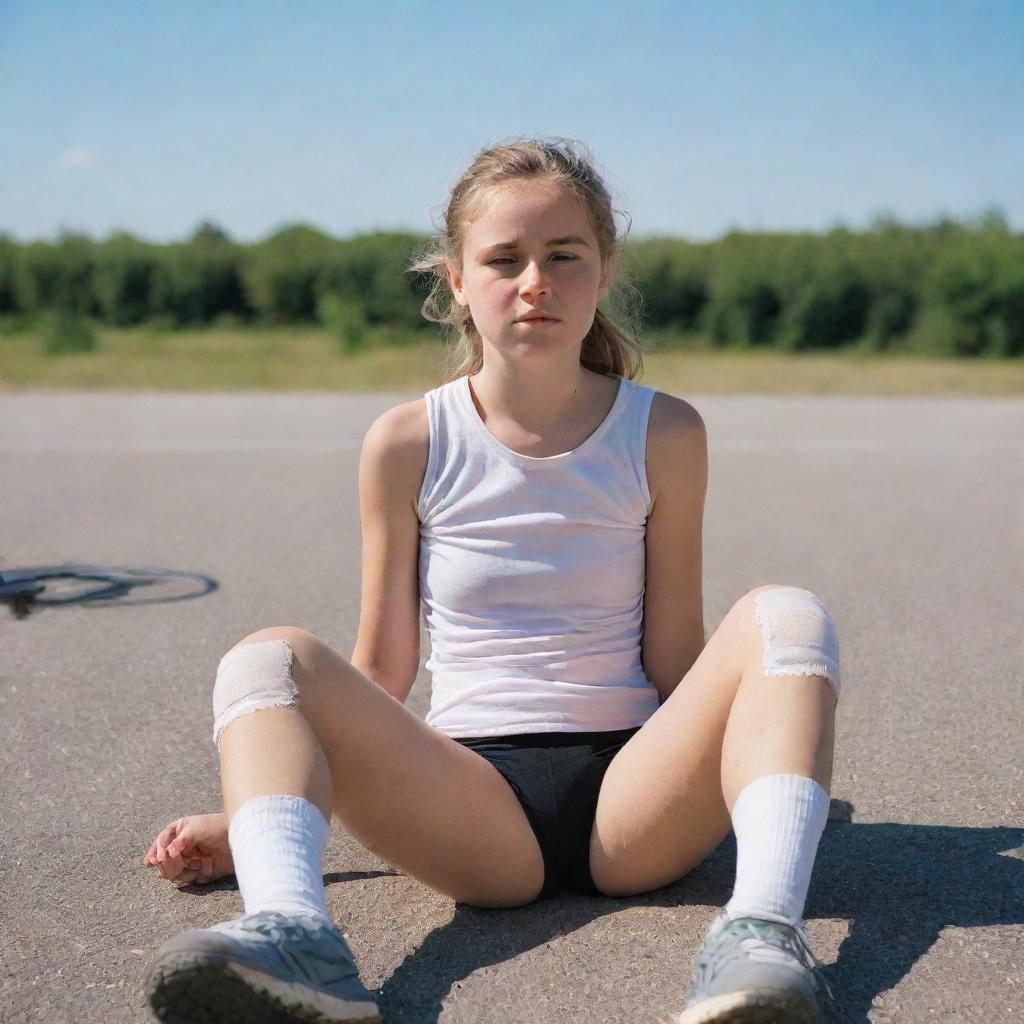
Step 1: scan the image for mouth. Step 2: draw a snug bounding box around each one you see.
[516,316,559,326]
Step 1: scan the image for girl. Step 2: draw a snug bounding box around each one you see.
[143,137,843,1024]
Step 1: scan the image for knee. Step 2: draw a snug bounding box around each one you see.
[224,625,316,657]
[741,585,841,700]
[213,626,319,750]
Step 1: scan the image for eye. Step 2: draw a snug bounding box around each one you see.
[487,253,578,265]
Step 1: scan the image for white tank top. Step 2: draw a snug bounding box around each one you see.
[417,372,662,738]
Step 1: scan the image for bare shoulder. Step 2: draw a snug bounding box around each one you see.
[363,396,430,455]
[360,397,431,513]
[645,391,708,506]
[648,390,704,430]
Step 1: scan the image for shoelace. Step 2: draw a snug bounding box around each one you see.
[234,913,361,988]
[695,915,851,1023]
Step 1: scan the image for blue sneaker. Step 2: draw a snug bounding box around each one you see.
[675,911,840,1023]
[145,909,382,1023]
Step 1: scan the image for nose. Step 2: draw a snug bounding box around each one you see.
[518,260,551,301]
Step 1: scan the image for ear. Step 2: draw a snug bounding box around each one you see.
[445,260,467,306]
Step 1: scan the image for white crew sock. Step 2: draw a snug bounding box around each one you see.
[227,793,332,924]
[724,773,830,927]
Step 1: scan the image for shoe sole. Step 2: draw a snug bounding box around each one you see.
[145,949,382,1023]
[675,988,823,1024]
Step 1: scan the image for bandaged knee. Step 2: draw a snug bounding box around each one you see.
[753,587,841,699]
[212,639,300,749]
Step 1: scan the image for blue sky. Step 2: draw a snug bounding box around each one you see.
[3,0,1022,245]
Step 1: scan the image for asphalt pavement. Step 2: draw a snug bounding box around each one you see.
[1,388,1021,1023]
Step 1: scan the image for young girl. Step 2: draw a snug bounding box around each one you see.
[143,137,843,1024]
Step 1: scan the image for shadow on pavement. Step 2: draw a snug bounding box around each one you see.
[369,821,1023,1024]
[0,562,217,619]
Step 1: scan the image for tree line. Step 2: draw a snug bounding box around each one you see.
[1,211,1021,358]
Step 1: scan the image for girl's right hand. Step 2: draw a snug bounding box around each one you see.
[143,812,234,885]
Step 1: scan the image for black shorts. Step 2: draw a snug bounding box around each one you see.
[453,726,642,901]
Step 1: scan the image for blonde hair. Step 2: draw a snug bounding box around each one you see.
[407,135,647,385]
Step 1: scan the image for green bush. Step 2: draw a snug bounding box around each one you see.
[317,291,369,353]
[151,241,249,327]
[241,224,336,324]
[0,216,1017,357]
[92,233,158,326]
[317,232,429,329]
[698,234,786,348]
[702,271,782,348]
[0,312,39,335]
[862,288,917,351]
[43,306,98,354]
[15,233,99,315]
[622,239,709,332]
[903,305,960,358]
[211,311,245,330]
[0,235,19,314]
[775,264,871,352]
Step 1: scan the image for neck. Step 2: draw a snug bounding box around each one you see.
[469,358,600,435]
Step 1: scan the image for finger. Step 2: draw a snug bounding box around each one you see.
[162,857,184,881]
[167,823,195,860]
[157,846,181,877]
[160,833,186,864]
[156,820,183,858]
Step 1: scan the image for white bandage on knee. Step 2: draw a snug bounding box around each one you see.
[212,639,300,749]
[753,587,841,699]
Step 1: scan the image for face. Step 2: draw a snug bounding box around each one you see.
[446,180,611,363]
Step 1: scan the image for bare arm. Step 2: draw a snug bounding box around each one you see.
[156,411,427,827]
[349,401,428,704]
[641,394,708,703]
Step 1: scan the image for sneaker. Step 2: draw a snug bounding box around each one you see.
[144,909,382,1023]
[675,910,839,1024]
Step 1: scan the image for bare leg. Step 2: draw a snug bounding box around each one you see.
[214,626,546,909]
[219,703,332,824]
[588,585,838,897]
[721,656,836,814]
